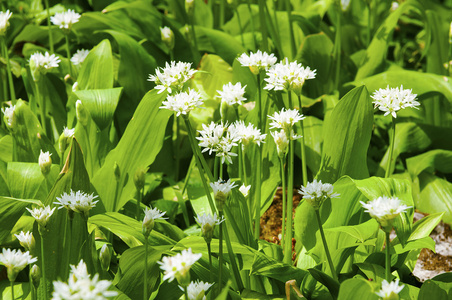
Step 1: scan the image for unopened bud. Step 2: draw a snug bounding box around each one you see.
[30,264,40,289]
[160,27,175,51]
[114,162,120,182]
[75,100,89,126]
[185,0,194,16]
[142,217,155,237]
[39,150,52,176]
[201,223,214,244]
[1,105,16,130]
[134,167,147,191]
[100,244,111,271]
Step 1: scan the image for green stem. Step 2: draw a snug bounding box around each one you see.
[272,2,284,58]
[44,0,54,53]
[334,1,342,90]
[2,38,16,103]
[298,96,307,186]
[288,91,293,109]
[241,148,248,185]
[284,0,296,58]
[169,49,174,62]
[136,188,143,220]
[315,209,337,280]
[207,242,213,283]
[238,146,243,182]
[219,0,225,27]
[64,35,72,79]
[113,178,120,212]
[214,156,219,181]
[246,0,257,51]
[64,217,72,278]
[219,161,223,180]
[218,221,223,292]
[280,156,286,251]
[10,280,14,300]
[190,16,201,63]
[258,0,268,51]
[385,231,391,281]
[385,117,396,178]
[40,231,49,300]
[184,285,189,300]
[254,73,263,240]
[223,220,244,291]
[175,115,180,181]
[283,139,294,264]
[144,236,148,300]
[36,81,47,135]
[236,8,246,47]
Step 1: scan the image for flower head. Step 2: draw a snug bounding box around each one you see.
[26,205,55,228]
[375,279,404,300]
[0,10,12,36]
[216,82,247,106]
[1,104,16,129]
[14,231,35,252]
[71,49,90,66]
[360,196,411,230]
[161,26,175,50]
[229,120,266,151]
[0,248,37,282]
[195,212,224,243]
[271,130,289,157]
[30,52,60,81]
[264,59,316,95]
[39,150,52,175]
[160,89,203,117]
[55,190,99,217]
[51,9,81,32]
[298,179,340,210]
[158,248,202,286]
[142,207,167,236]
[237,50,277,75]
[148,61,197,94]
[179,280,213,300]
[210,179,237,211]
[59,127,75,154]
[52,259,118,300]
[239,184,251,197]
[371,85,419,118]
[269,108,305,131]
[196,121,239,164]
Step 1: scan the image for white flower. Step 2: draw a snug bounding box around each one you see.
[26,205,55,227]
[371,85,419,118]
[390,2,399,11]
[196,121,239,164]
[340,0,351,11]
[0,248,37,282]
[360,196,411,229]
[39,150,52,175]
[161,26,172,40]
[179,280,213,300]
[55,190,99,216]
[14,231,35,251]
[216,82,247,106]
[210,178,237,209]
[51,9,81,32]
[142,207,167,236]
[160,89,203,117]
[237,50,277,75]
[72,82,79,92]
[1,104,16,128]
[158,248,202,283]
[268,108,305,131]
[195,212,224,242]
[52,259,118,300]
[264,59,316,94]
[239,184,251,197]
[271,130,289,156]
[30,52,61,74]
[71,49,90,66]
[229,120,266,151]
[375,279,404,300]
[148,61,197,94]
[298,179,340,210]
[0,10,12,36]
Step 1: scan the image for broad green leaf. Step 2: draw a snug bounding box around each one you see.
[74,88,123,131]
[193,54,233,99]
[418,280,448,300]
[408,212,444,241]
[355,263,390,285]
[77,39,114,90]
[308,268,339,299]
[92,90,172,211]
[317,86,373,183]
[407,150,452,177]
[0,281,31,300]
[337,278,379,300]
[294,116,323,176]
[0,135,12,162]
[391,236,436,254]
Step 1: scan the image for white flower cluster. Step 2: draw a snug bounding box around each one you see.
[51,9,81,32]
[0,10,12,35]
[30,52,61,73]
[210,178,237,211]
[197,121,238,164]
[375,279,404,300]
[160,88,203,117]
[52,259,117,300]
[298,179,340,210]
[0,248,37,282]
[71,49,90,66]
[148,61,197,94]
[14,231,35,251]
[371,85,419,118]
[158,248,202,283]
[229,120,266,151]
[264,58,316,94]
[179,280,213,300]
[142,207,167,236]
[237,50,277,75]
[195,212,224,242]
[1,104,15,128]
[268,108,304,156]
[360,196,411,229]
[55,190,99,217]
[26,205,55,227]
[216,82,247,106]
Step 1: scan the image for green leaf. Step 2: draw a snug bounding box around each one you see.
[77,39,114,90]
[408,212,444,241]
[418,280,449,300]
[91,90,172,211]
[0,281,31,300]
[317,86,373,183]
[355,263,391,285]
[308,268,339,299]
[407,150,452,177]
[193,54,233,99]
[337,278,379,300]
[74,88,123,131]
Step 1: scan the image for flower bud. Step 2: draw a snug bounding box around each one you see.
[271,130,289,157]
[114,162,120,182]
[185,0,194,16]
[75,100,89,126]
[39,150,52,176]
[160,27,175,51]
[0,10,12,36]
[201,223,214,244]
[142,217,155,237]
[30,264,40,289]
[1,105,16,130]
[59,127,75,155]
[134,167,147,191]
[100,244,111,271]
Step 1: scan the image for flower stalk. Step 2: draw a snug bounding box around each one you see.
[144,234,148,300]
[315,209,337,280]
[44,0,54,53]
[1,37,15,103]
[385,231,391,281]
[385,117,396,178]
[280,156,286,251]
[283,139,294,264]
[254,73,263,240]
[298,95,307,186]
[39,230,49,300]
[64,35,72,78]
